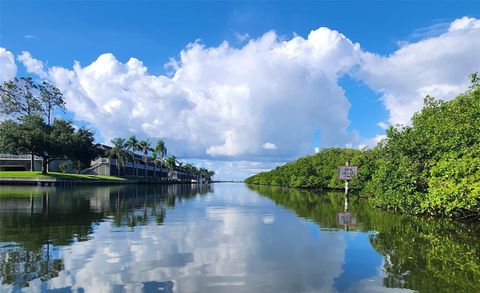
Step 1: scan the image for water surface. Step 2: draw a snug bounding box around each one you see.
[0,184,478,292]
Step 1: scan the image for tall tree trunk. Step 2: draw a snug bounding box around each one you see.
[42,158,48,174]
[31,152,35,171]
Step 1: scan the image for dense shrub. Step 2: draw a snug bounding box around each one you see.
[366,78,480,218]
[246,75,480,219]
[245,148,372,190]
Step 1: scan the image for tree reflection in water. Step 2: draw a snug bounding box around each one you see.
[0,184,212,288]
[250,185,480,293]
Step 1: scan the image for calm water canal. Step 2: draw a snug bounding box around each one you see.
[0,183,479,292]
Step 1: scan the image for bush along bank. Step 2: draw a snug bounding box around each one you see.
[246,75,480,220]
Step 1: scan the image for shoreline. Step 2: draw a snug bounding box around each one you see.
[244,183,357,193]
[247,183,480,222]
[0,177,204,186]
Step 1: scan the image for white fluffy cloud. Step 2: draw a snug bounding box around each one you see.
[262,142,277,150]
[0,48,17,83]
[17,51,48,78]
[44,27,360,161]
[356,16,480,125]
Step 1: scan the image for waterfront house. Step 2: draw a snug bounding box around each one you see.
[1,144,208,183]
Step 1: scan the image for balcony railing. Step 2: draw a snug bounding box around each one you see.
[0,154,42,160]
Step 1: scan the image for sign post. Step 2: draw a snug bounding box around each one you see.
[337,161,358,230]
[338,212,356,226]
[345,161,349,212]
[337,162,358,181]
[337,161,358,219]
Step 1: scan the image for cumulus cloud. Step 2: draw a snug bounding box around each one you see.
[0,48,17,83]
[41,27,361,162]
[356,16,480,125]
[377,121,389,130]
[357,134,387,150]
[262,142,277,150]
[18,51,48,78]
[449,16,480,32]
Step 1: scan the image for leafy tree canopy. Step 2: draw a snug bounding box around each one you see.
[0,77,65,124]
[246,74,480,219]
[0,115,98,174]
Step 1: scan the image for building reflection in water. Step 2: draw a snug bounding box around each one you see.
[0,184,212,289]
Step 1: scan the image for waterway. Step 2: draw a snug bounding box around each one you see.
[0,183,478,292]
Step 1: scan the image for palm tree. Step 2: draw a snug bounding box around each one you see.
[138,140,153,178]
[154,140,167,177]
[198,167,214,182]
[164,156,177,180]
[176,161,184,180]
[126,135,139,176]
[108,137,127,176]
[150,152,162,179]
[184,163,199,181]
[155,140,167,160]
[208,170,215,182]
[184,163,194,173]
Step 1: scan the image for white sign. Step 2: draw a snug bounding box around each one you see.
[337,212,357,225]
[338,166,358,180]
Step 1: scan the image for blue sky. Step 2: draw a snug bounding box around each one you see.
[1,1,479,179]
[3,1,477,61]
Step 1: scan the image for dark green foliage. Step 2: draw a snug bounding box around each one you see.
[38,81,66,125]
[69,128,100,174]
[366,78,480,218]
[245,147,371,189]
[246,75,480,219]
[0,78,65,124]
[0,77,67,171]
[0,116,98,174]
[108,137,128,175]
[0,115,50,159]
[0,77,41,118]
[58,163,69,173]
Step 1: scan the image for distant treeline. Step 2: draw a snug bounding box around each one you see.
[245,74,480,219]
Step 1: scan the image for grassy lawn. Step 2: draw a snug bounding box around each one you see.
[0,171,126,181]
